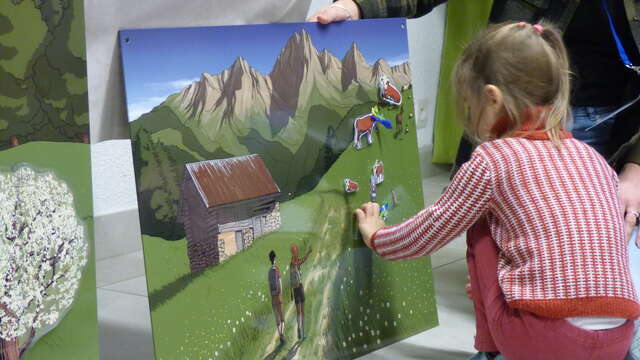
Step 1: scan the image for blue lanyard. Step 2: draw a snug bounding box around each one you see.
[587,0,640,131]
[600,0,640,74]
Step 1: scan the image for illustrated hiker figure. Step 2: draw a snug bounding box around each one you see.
[289,244,312,340]
[268,251,285,344]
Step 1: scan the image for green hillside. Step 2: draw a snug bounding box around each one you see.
[0,142,99,360]
[142,94,438,359]
[129,88,380,239]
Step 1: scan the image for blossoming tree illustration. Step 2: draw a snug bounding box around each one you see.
[0,166,88,360]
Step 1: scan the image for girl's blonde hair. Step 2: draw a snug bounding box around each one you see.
[453,21,571,144]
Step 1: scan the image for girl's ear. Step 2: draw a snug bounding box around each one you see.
[484,84,503,106]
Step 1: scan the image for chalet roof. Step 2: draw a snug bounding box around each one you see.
[185,154,280,208]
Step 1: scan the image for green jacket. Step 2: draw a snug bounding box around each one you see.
[354,0,640,169]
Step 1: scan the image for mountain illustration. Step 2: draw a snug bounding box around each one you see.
[129,29,412,239]
[149,29,411,150]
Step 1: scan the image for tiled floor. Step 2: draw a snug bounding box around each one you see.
[95,167,477,360]
[96,250,154,360]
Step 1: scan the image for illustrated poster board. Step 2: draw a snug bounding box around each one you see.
[120,19,438,359]
[0,0,100,359]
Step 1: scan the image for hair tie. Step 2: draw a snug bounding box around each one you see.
[516,22,544,35]
[533,24,544,34]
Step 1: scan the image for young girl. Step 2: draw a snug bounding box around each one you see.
[355,22,640,360]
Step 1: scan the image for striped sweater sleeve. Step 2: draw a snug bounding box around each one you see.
[371,150,494,261]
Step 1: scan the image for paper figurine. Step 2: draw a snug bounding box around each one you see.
[380,202,390,221]
[379,75,402,106]
[370,175,377,202]
[344,178,359,193]
[353,106,392,150]
[373,160,384,184]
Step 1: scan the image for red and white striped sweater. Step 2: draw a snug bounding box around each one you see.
[371,136,640,319]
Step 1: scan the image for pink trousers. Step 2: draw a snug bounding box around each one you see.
[466,217,634,360]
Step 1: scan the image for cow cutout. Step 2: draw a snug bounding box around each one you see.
[344,178,359,193]
[373,160,384,184]
[379,75,402,106]
[353,106,392,150]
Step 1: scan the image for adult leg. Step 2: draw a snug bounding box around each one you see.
[451,134,475,179]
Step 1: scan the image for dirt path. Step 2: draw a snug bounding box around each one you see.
[262,254,334,359]
[261,204,344,359]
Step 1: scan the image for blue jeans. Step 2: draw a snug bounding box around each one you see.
[570,106,617,158]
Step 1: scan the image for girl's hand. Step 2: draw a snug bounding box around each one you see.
[307,0,361,24]
[354,202,386,249]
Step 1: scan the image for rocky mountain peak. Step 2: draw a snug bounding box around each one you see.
[341,42,371,91]
[230,56,250,74]
[158,30,412,139]
[277,29,318,62]
[319,49,341,74]
[343,42,367,65]
[372,58,391,72]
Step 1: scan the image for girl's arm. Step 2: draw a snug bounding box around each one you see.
[358,150,493,261]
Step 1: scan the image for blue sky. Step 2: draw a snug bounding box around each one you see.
[120,19,410,121]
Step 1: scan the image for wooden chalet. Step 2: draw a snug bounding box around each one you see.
[178,154,281,272]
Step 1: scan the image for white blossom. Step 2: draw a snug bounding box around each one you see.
[0,166,88,342]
